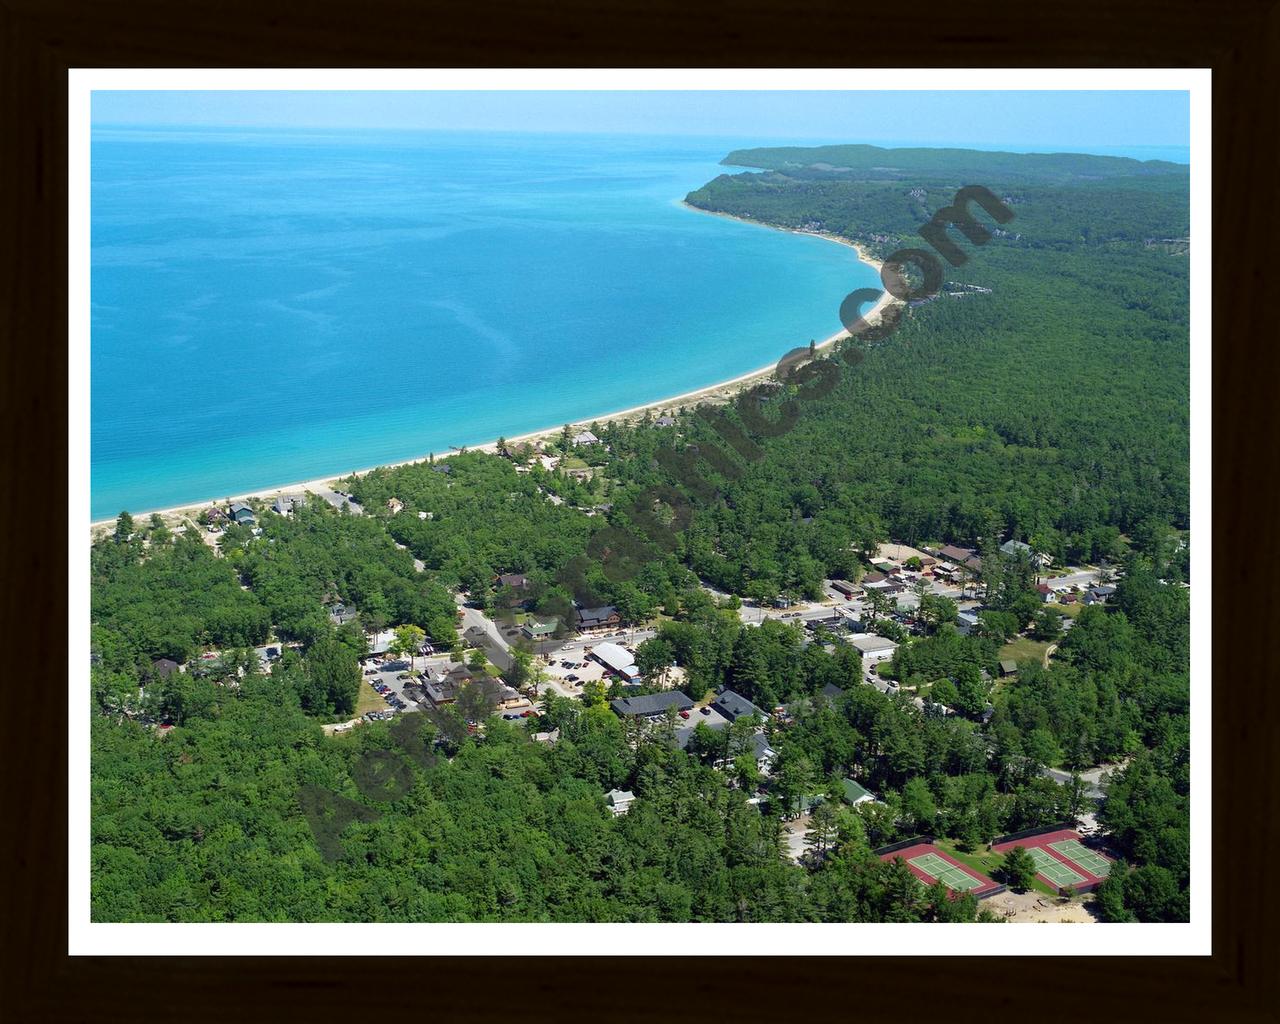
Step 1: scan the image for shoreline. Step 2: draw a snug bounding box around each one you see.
[90,209,895,532]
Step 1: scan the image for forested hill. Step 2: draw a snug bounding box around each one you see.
[720,143,1189,185]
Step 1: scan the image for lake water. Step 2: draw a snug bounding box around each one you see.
[90,128,882,519]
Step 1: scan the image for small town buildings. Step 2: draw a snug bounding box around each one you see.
[848,633,899,664]
[590,642,640,683]
[605,789,635,816]
[937,544,974,565]
[271,495,303,515]
[1000,538,1052,568]
[841,778,876,806]
[830,579,858,598]
[575,604,621,630]
[711,688,766,723]
[610,691,694,720]
[750,733,778,774]
[803,611,846,632]
[150,658,181,680]
[521,619,558,641]
[328,603,359,626]
[423,664,477,705]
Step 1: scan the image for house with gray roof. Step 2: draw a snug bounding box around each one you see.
[610,690,693,720]
[711,688,765,722]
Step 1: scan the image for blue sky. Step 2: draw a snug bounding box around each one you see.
[93,90,1189,150]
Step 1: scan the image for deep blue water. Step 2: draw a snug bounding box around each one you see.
[91,128,883,519]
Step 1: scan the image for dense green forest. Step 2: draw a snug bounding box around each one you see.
[91,142,1192,924]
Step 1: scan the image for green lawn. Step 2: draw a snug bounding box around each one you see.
[355,681,388,716]
[998,636,1052,667]
[934,838,1058,897]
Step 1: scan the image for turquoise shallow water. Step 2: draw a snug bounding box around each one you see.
[90,128,882,519]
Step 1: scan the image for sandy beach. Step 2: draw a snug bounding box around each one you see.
[90,214,895,533]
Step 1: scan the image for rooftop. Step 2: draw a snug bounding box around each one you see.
[610,691,694,717]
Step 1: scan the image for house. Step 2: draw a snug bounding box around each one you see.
[654,415,676,427]
[386,498,404,514]
[862,571,888,586]
[575,604,620,630]
[750,733,778,774]
[1036,583,1057,603]
[590,642,640,683]
[998,659,1019,677]
[610,691,694,720]
[711,688,765,723]
[803,612,846,632]
[228,502,256,526]
[572,429,601,446]
[496,572,529,591]
[848,633,898,663]
[675,720,727,750]
[431,463,452,475]
[328,603,359,626]
[271,495,302,515]
[820,682,846,702]
[423,664,478,705]
[840,778,876,806]
[521,619,558,641]
[956,610,981,635]
[1000,539,1032,558]
[532,727,561,745]
[937,544,975,566]
[1001,538,1052,568]
[830,579,858,599]
[605,789,635,816]
[150,658,181,680]
[253,644,282,670]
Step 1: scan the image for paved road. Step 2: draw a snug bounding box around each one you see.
[1045,569,1101,591]
[1042,765,1116,801]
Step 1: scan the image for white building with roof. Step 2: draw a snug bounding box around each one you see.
[848,633,899,664]
[590,642,640,682]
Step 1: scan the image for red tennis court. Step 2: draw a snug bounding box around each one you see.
[878,842,1002,898]
[992,828,1113,893]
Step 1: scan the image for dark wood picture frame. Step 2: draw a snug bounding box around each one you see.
[2,0,1274,1019]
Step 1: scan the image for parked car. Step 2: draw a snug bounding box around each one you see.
[700,707,711,715]
[502,713,521,720]
[566,674,579,682]
[679,710,690,719]
[520,710,535,718]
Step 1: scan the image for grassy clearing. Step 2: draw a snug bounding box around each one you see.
[999,636,1052,666]
[355,682,388,716]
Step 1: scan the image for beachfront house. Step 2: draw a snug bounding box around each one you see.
[228,502,256,526]
[572,430,601,447]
